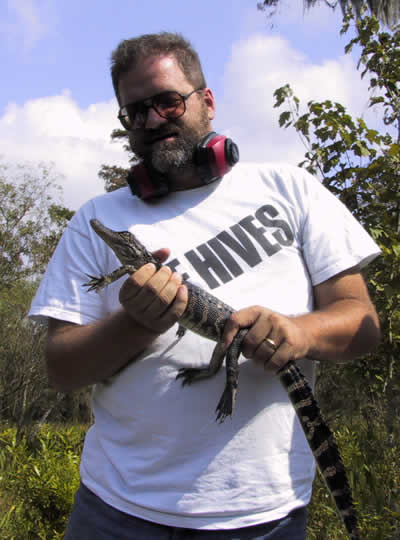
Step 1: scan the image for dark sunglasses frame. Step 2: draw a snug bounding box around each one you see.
[118,88,204,130]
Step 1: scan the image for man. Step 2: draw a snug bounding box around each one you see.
[29,32,380,539]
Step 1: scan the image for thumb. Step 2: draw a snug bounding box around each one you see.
[152,248,170,264]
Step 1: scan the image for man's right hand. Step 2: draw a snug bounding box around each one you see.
[119,250,188,334]
[46,249,188,393]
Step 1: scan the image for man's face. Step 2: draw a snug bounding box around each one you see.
[118,55,215,174]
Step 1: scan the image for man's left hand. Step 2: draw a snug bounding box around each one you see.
[222,306,312,372]
[221,269,381,373]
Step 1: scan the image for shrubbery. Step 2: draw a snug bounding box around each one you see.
[0,419,399,539]
[307,416,400,539]
[0,425,85,539]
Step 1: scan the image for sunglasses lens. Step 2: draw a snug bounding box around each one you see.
[118,91,188,130]
[153,92,184,119]
[126,102,148,128]
[118,106,133,130]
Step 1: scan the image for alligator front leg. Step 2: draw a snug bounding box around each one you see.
[83,265,134,292]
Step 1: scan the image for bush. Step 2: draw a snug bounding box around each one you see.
[0,424,86,539]
[307,417,400,539]
[0,418,399,539]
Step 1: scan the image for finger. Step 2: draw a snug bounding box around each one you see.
[241,316,273,359]
[143,272,183,318]
[157,284,188,329]
[263,343,293,373]
[132,266,173,310]
[246,337,277,371]
[222,307,261,349]
[251,312,288,362]
[119,263,158,304]
[268,330,310,371]
[152,248,170,264]
[247,315,286,367]
[261,329,283,359]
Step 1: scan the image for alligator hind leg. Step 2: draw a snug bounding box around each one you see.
[176,341,226,386]
[215,329,244,423]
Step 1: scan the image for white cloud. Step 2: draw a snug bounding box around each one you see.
[216,34,372,166]
[0,32,376,211]
[0,92,127,209]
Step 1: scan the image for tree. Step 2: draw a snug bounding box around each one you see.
[98,129,136,192]
[0,161,74,288]
[274,8,400,419]
[258,0,400,27]
[273,11,400,535]
[0,160,88,431]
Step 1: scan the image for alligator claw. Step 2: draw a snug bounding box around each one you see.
[215,384,237,423]
[176,367,208,386]
[82,274,106,292]
[176,325,186,338]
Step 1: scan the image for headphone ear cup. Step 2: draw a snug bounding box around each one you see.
[224,138,240,168]
[195,132,239,183]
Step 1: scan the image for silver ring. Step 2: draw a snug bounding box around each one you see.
[265,337,277,351]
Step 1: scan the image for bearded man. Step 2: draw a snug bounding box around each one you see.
[29,32,380,539]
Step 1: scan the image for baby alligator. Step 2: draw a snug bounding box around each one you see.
[83,218,361,540]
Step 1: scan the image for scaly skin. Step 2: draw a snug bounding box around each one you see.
[83,218,361,539]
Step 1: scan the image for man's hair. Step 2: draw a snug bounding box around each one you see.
[111,32,207,101]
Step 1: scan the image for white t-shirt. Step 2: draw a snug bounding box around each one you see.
[29,162,380,529]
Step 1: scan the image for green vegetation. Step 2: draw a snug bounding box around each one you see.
[273,7,400,538]
[258,0,400,28]
[307,420,400,538]
[0,419,398,539]
[0,162,90,537]
[0,425,85,539]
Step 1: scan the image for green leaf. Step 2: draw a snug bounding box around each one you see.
[279,111,291,127]
[352,140,371,157]
[388,144,400,157]
[370,96,384,106]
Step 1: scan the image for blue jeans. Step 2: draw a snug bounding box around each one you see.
[64,483,307,539]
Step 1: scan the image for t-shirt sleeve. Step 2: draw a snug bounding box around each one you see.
[28,202,110,325]
[298,169,381,285]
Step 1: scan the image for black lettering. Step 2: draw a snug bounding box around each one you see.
[239,215,281,257]
[208,237,244,278]
[255,205,294,246]
[166,258,190,281]
[185,244,232,289]
[217,225,262,267]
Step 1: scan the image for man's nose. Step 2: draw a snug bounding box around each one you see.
[144,107,168,129]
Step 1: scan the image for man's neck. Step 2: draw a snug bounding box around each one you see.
[165,164,206,192]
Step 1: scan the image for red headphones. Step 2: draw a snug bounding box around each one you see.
[127,132,239,200]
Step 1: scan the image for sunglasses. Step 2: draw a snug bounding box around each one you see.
[118,88,204,130]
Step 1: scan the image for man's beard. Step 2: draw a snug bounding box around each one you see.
[129,108,210,175]
[149,123,200,174]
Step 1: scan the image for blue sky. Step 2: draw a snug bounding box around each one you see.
[1,0,373,209]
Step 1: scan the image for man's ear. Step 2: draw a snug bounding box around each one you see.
[203,88,215,121]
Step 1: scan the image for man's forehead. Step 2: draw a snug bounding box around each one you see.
[118,55,189,101]
[135,54,177,73]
